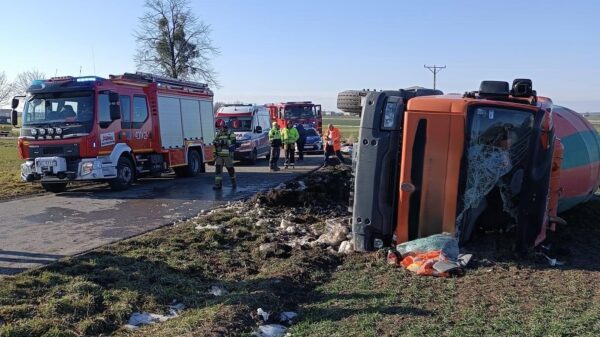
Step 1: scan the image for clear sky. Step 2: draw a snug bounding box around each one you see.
[1,0,599,112]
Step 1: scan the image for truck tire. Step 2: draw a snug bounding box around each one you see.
[337,90,367,115]
[109,156,134,191]
[174,150,203,177]
[41,182,67,193]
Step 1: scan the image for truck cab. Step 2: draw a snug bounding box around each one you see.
[214,104,271,164]
[350,80,567,252]
[267,101,322,134]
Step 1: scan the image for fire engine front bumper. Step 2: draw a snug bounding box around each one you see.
[21,157,118,182]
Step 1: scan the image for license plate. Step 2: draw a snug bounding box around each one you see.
[38,160,55,168]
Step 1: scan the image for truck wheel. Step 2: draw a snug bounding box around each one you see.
[174,150,203,177]
[186,150,203,177]
[337,90,367,115]
[41,182,67,193]
[109,156,134,191]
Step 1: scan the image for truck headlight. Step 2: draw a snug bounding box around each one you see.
[81,162,94,175]
[55,128,62,135]
[38,128,46,136]
[47,128,54,135]
[30,128,38,136]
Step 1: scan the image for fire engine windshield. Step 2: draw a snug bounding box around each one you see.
[23,91,94,131]
[224,117,252,132]
[456,106,534,242]
[285,106,316,119]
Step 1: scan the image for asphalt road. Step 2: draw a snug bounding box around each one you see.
[0,155,323,275]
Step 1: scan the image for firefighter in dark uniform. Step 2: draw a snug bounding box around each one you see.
[213,119,237,190]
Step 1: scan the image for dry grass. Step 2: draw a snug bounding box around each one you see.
[0,138,43,200]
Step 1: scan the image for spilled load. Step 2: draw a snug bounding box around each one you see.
[339,80,600,252]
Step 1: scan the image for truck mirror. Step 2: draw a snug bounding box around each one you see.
[109,92,119,104]
[255,126,262,133]
[11,98,19,109]
[110,105,121,121]
[11,109,18,127]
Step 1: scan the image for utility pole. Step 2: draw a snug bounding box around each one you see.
[424,64,446,90]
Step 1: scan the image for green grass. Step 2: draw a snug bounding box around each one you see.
[0,138,42,199]
[1,167,599,336]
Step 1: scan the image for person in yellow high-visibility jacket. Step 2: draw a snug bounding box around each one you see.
[281,120,299,169]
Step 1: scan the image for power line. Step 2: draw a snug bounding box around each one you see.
[424,64,446,90]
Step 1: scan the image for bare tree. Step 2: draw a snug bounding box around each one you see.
[12,69,46,96]
[135,0,219,86]
[213,101,225,114]
[0,72,12,106]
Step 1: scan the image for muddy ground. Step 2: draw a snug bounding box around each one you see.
[0,166,599,337]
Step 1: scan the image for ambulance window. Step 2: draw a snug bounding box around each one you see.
[132,96,148,128]
[98,93,112,128]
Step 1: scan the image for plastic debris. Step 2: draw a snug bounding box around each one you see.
[279,311,298,324]
[195,224,223,231]
[391,234,470,277]
[338,240,354,254]
[254,324,287,337]
[124,302,185,330]
[540,253,565,267]
[396,233,459,260]
[316,218,349,247]
[257,308,270,321]
[208,285,228,296]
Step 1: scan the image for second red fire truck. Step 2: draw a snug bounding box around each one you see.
[266,101,323,134]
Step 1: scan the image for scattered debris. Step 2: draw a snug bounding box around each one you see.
[124,302,185,330]
[257,308,270,321]
[278,311,298,324]
[256,219,270,227]
[390,234,469,277]
[316,218,350,247]
[195,224,223,231]
[338,240,354,254]
[258,243,292,258]
[254,324,287,337]
[539,252,565,267]
[208,285,228,296]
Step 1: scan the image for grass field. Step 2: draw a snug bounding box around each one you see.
[0,168,598,336]
[0,138,41,200]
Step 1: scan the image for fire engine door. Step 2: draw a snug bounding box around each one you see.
[120,95,152,151]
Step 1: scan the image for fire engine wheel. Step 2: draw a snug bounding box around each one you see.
[41,182,68,193]
[109,156,134,191]
[337,90,367,115]
[174,150,203,177]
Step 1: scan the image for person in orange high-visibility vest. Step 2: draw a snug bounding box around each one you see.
[323,124,345,166]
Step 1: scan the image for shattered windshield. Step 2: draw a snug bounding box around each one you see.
[456,106,534,241]
[285,106,315,119]
[23,91,94,130]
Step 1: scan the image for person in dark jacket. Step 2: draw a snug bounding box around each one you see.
[295,123,306,161]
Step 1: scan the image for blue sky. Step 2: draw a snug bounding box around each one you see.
[1,0,599,112]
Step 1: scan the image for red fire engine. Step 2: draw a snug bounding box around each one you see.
[266,101,322,134]
[11,72,215,192]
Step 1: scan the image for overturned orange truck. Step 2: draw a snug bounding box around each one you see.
[340,80,600,252]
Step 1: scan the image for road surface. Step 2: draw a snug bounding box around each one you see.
[0,155,322,275]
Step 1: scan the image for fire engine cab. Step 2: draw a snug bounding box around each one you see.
[267,101,322,134]
[11,72,215,192]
